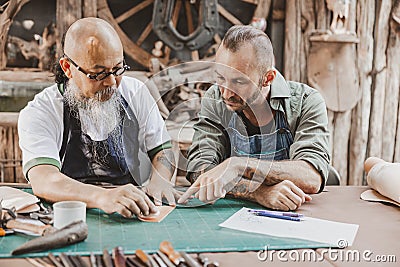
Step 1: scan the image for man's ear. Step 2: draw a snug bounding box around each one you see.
[263,69,276,87]
[59,57,72,79]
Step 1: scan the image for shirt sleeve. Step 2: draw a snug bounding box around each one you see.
[186,87,230,182]
[289,89,331,192]
[18,102,62,179]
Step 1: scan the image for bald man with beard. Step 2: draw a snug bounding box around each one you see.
[18,18,180,218]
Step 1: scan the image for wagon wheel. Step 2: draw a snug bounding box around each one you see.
[97,0,271,70]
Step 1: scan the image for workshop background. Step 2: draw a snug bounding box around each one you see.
[0,0,399,186]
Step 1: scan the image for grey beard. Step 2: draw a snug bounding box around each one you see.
[64,80,124,165]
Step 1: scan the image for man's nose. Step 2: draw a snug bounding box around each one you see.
[221,87,236,99]
[102,73,117,87]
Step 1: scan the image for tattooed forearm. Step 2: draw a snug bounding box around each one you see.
[226,179,256,202]
[240,160,283,186]
[155,149,175,174]
[188,170,204,183]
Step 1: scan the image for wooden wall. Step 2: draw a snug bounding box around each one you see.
[1,1,399,185]
[0,112,24,183]
[284,0,400,185]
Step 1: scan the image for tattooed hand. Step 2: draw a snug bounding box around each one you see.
[178,157,246,204]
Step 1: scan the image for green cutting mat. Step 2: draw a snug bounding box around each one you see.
[0,198,330,258]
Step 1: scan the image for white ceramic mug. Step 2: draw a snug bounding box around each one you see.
[53,201,86,229]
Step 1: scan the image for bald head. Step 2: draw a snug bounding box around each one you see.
[64,17,123,63]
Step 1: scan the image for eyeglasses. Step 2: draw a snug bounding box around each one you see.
[64,54,130,81]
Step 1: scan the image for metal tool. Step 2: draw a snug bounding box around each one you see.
[127,256,147,267]
[75,254,89,267]
[96,254,104,267]
[198,255,219,267]
[180,252,202,267]
[102,249,114,267]
[11,220,88,255]
[30,211,54,225]
[90,252,98,267]
[113,246,127,267]
[69,255,83,267]
[1,202,55,236]
[136,249,157,267]
[153,253,168,267]
[159,241,184,265]
[47,252,64,267]
[156,251,175,267]
[59,252,74,267]
[26,257,53,267]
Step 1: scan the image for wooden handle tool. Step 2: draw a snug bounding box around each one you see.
[5,219,53,236]
[113,246,127,267]
[159,241,184,265]
[136,249,157,267]
[103,249,114,267]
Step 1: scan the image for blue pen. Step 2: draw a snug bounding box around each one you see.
[249,211,303,222]
[248,209,304,218]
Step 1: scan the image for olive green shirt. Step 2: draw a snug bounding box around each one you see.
[186,71,331,191]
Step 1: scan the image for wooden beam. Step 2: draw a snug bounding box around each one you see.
[217,4,243,25]
[137,22,153,46]
[97,0,154,68]
[368,0,392,159]
[115,0,153,24]
[56,0,82,56]
[240,0,259,4]
[83,0,97,17]
[348,0,375,185]
[284,0,301,81]
[386,5,400,162]
[254,0,271,19]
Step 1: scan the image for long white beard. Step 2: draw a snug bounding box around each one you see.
[64,80,122,141]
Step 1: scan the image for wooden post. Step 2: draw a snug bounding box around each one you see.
[0,113,21,183]
[391,1,400,162]
[332,111,352,183]
[253,0,272,19]
[56,0,82,56]
[284,0,301,81]
[367,0,392,159]
[348,0,375,185]
[83,0,97,17]
[315,0,329,30]
[300,0,315,83]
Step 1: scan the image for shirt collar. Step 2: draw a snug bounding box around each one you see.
[269,69,291,111]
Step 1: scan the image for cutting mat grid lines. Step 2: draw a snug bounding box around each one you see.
[0,198,330,258]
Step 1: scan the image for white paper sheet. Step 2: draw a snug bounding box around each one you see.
[219,208,359,247]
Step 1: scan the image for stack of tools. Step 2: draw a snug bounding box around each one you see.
[26,241,219,267]
[1,199,54,237]
[1,197,88,255]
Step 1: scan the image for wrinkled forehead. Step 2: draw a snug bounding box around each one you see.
[214,63,252,81]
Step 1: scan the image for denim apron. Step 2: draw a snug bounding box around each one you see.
[226,106,294,160]
[59,96,141,185]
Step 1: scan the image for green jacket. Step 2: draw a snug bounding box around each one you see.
[186,71,331,189]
